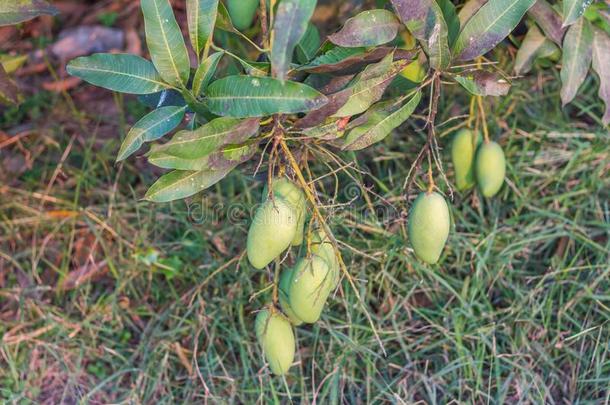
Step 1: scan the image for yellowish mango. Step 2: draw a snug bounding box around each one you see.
[278,267,303,326]
[263,178,306,246]
[310,229,340,289]
[451,129,482,191]
[255,309,295,375]
[408,192,450,264]
[475,141,506,197]
[288,256,332,323]
[227,0,259,31]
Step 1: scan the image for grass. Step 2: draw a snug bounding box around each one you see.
[1,61,609,403]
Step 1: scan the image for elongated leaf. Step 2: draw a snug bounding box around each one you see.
[153,117,259,159]
[141,0,190,88]
[117,106,186,161]
[343,91,421,150]
[560,17,593,106]
[454,71,510,96]
[0,64,21,105]
[328,9,400,48]
[591,28,610,124]
[271,0,317,80]
[205,76,328,117]
[193,52,224,97]
[0,0,58,26]
[527,0,566,45]
[296,23,321,64]
[563,0,592,27]
[453,0,536,61]
[299,47,414,75]
[458,0,486,25]
[186,0,218,58]
[391,0,451,69]
[67,53,171,94]
[149,142,257,170]
[144,167,235,202]
[514,24,558,74]
[216,2,237,32]
[438,0,460,47]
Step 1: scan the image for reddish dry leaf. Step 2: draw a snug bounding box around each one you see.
[42,76,82,92]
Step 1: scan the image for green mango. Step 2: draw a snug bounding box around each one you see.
[263,178,306,246]
[278,267,303,325]
[451,128,482,191]
[475,141,506,197]
[288,256,332,323]
[255,309,295,375]
[227,0,259,31]
[408,192,450,264]
[310,229,340,289]
[247,198,298,269]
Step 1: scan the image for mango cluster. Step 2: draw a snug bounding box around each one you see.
[248,178,340,375]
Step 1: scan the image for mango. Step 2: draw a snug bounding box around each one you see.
[310,229,340,289]
[227,0,259,31]
[247,198,298,269]
[451,129,482,191]
[288,256,333,323]
[278,267,303,325]
[408,192,450,264]
[263,178,306,246]
[475,141,506,197]
[255,309,295,375]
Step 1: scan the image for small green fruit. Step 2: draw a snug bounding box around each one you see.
[310,229,340,289]
[451,128,482,191]
[278,267,303,326]
[408,192,450,264]
[247,198,298,269]
[263,178,306,246]
[475,141,506,197]
[288,256,332,323]
[227,0,259,31]
[255,309,295,375]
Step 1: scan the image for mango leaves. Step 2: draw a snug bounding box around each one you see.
[591,28,610,124]
[453,71,511,96]
[186,0,218,59]
[0,64,21,105]
[560,17,593,106]
[514,24,559,75]
[562,0,592,27]
[144,167,236,202]
[0,0,58,26]
[328,10,400,48]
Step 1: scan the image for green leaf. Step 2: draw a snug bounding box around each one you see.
[0,0,58,26]
[186,0,219,58]
[0,64,21,105]
[116,106,186,161]
[457,0,485,25]
[149,142,257,170]
[193,52,224,97]
[563,0,592,27]
[437,0,460,47]
[271,0,317,80]
[205,76,328,117]
[328,9,400,48]
[215,2,237,32]
[144,167,235,202]
[453,0,536,61]
[67,53,171,94]
[141,0,191,87]
[527,0,566,45]
[591,27,610,124]
[390,0,451,69]
[151,117,260,159]
[453,71,511,96]
[295,23,321,64]
[342,91,421,150]
[514,24,559,74]
[560,17,593,106]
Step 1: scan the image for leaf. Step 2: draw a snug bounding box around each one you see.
[152,117,260,159]
[514,24,558,74]
[591,28,610,124]
[149,142,257,170]
[67,53,171,94]
[116,106,186,161]
[0,0,58,26]
[527,0,566,45]
[437,0,461,47]
[453,71,511,96]
[144,167,236,202]
[299,47,414,75]
[141,0,191,88]
[205,76,328,117]
[271,0,317,80]
[560,17,593,106]
[453,0,536,61]
[342,91,422,150]
[139,89,187,108]
[457,0,486,25]
[390,0,451,69]
[295,23,321,64]
[193,52,224,97]
[186,0,218,58]
[328,9,400,48]
[562,0,593,27]
[215,2,237,32]
[0,64,21,105]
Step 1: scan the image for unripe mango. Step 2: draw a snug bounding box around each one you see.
[408,192,450,264]
[278,267,303,325]
[227,0,259,31]
[288,256,332,323]
[255,309,295,375]
[475,141,506,197]
[310,229,340,289]
[247,198,298,269]
[451,129,482,191]
[263,178,306,246]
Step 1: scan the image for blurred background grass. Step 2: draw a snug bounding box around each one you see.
[1,1,609,403]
